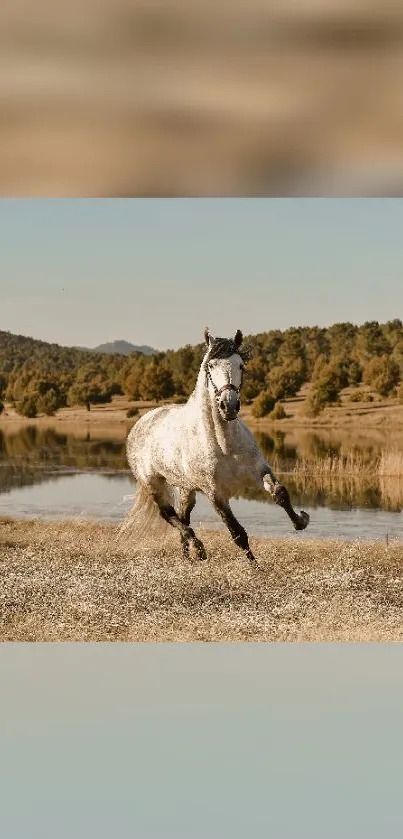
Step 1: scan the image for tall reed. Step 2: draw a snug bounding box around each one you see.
[290,452,379,478]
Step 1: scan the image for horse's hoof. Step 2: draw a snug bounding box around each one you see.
[294,511,310,531]
[249,558,259,571]
[192,537,207,561]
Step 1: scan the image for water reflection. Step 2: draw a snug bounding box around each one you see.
[234,477,397,513]
[254,429,392,469]
[0,427,127,494]
[1,425,403,515]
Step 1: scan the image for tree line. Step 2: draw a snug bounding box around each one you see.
[1,320,403,418]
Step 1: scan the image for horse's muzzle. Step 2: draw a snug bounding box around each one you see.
[219,398,240,422]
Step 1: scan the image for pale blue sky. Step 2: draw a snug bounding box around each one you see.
[1,199,403,350]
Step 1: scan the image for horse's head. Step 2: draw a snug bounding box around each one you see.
[203,327,247,422]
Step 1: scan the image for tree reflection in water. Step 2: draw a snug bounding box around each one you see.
[1,426,403,512]
[0,427,127,494]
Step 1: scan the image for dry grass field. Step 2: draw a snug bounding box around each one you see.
[1,517,403,642]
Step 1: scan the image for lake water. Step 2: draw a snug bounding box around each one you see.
[1,424,403,541]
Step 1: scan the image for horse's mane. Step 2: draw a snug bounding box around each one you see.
[205,336,251,365]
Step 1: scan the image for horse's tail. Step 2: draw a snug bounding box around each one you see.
[118,481,175,546]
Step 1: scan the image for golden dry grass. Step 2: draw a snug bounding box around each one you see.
[289,450,403,508]
[379,449,403,477]
[292,452,373,478]
[280,448,403,480]
[1,518,402,642]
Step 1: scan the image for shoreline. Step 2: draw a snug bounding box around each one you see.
[3,393,403,435]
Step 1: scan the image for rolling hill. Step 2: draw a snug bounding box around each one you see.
[92,340,155,356]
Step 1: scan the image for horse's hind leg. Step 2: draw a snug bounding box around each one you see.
[151,479,206,561]
[211,496,256,563]
[177,489,199,560]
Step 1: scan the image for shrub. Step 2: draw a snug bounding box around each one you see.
[242,357,267,401]
[37,388,64,416]
[126,406,139,418]
[251,391,275,418]
[269,401,286,420]
[348,390,374,403]
[16,397,38,418]
[140,362,175,401]
[314,371,341,404]
[304,390,325,417]
[266,360,305,401]
[347,360,362,386]
[68,375,114,410]
[305,372,341,417]
[363,355,400,397]
[126,405,139,418]
[348,390,368,402]
[171,395,188,404]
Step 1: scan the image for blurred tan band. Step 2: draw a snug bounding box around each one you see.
[1,0,403,196]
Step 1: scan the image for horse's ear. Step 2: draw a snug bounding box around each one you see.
[204,327,213,347]
[234,329,243,348]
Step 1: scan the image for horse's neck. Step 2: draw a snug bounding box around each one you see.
[191,368,237,454]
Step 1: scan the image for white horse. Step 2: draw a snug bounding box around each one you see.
[124,328,309,563]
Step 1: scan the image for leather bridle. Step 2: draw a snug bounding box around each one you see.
[205,364,243,404]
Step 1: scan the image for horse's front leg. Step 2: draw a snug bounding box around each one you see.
[212,496,256,563]
[177,489,206,561]
[262,468,310,531]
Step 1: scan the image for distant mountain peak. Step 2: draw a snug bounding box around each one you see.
[92,340,156,356]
